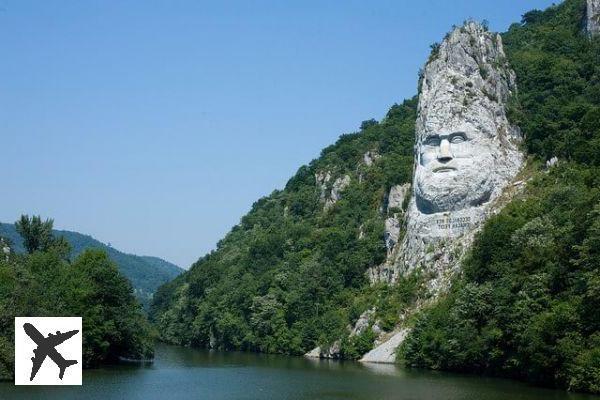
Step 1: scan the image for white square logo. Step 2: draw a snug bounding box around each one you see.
[14,317,82,385]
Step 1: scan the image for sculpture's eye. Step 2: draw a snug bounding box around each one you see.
[450,133,466,144]
[424,136,440,146]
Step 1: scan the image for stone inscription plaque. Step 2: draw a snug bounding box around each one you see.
[435,216,471,230]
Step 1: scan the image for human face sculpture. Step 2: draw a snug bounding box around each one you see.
[414,124,501,214]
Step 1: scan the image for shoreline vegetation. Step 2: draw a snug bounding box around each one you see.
[150,0,600,394]
[0,215,154,380]
[1,0,598,395]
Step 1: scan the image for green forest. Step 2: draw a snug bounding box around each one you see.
[400,0,600,393]
[152,0,600,393]
[151,98,418,356]
[0,222,182,309]
[0,216,154,380]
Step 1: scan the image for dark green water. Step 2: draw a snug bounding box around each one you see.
[0,343,597,400]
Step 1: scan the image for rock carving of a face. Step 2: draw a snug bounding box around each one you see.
[415,123,501,214]
[412,22,521,215]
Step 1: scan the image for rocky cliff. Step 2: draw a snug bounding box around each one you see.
[362,21,524,362]
[153,1,600,392]
[370,21,522,287]
[587,0,600,36]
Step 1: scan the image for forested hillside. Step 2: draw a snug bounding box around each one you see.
[151,99,419,356]
[152,0,600,393]
[401,0,600,393]
[0,223,182,308]
[0,217,154,380]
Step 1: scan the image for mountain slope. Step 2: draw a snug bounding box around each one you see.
[152,0,600,393]
[151,99,418,353]
[400,0,600,393]
[0,223,183,306]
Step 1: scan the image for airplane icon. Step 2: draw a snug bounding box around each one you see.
[23,323,79,381]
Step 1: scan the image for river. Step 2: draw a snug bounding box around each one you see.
[0,343,597,400]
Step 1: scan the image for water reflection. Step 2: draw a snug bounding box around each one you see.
[0,343,597,400]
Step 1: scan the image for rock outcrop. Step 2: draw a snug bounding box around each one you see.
[370,21,522,286]
[363,151,381,167]
[349,308,375,337]
[315,171,351,211]
[304,341,342,359]
[387,184,410,211]
[382,184,410,253]
[364,21,524,363]
[360,329,409,363]
[587,0,600,37]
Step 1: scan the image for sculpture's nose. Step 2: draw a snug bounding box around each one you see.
[437,139,453,163]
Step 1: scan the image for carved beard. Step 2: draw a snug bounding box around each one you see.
[414,159,495,214]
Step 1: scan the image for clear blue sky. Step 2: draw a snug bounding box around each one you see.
[1,0,556,268]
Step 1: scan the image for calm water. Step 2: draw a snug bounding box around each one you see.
[1,343,597,400]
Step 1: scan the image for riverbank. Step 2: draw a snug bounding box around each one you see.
[1,343,597,400]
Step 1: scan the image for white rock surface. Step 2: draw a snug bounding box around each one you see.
[315,171,351,211]
[358,224,365,240]
[387,184,410,211]
[364,21,525,363]
[324,175,351,211]
[350,308,375,337]
[587,0,600,37]
[546,156,559,168]
[384,217,401,252]
[304,340,341,359]
[369,21,523,286]
[359,329,409,364]
[315,171,332,201]
[363,151,380,167]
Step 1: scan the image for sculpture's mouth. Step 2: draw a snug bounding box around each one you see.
[433,166,457,173]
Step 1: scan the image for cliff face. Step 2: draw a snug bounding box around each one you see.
[152,1,600,392]
[370,22,523,290]
[361,22,524,363]
[587,0,600,36]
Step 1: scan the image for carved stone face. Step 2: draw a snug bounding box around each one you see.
[414,122,500,214]
[411,21,522,216]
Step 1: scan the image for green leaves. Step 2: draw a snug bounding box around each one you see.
[0,241,153,379]
[151,98,418,356]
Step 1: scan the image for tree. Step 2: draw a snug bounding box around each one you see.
[14,215,71,259]
[14,215,54,253]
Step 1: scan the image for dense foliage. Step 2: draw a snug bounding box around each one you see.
[151,98,419,356]
[0,222,183,308]
[0,217,154,380]
[401,0,600,393]
[153,0,600,393]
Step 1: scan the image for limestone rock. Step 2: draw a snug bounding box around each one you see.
[315,171,332,201]
[315,171,351,211]
[359,329,409,364]
[324,175,351,211]
[370,21,523,286]
[304,340,341,359]
[350,308,375,337]
[587,0,600,37]
[363,151,381,167]
[387,183,410,212]
[363,20,525,366]
[304,346,322,358]
[358,224,365,240]
[546,156,559,169]
[384,217,401,252]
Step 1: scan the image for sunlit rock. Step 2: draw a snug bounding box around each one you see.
[363,150,380,167]
[587,0,600,37]
[370,21,523,285]
[387,183,410,211]
[315,171,351,211]
[364,22,523,362]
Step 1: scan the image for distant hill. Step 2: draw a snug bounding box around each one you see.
[0,222,183,308]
